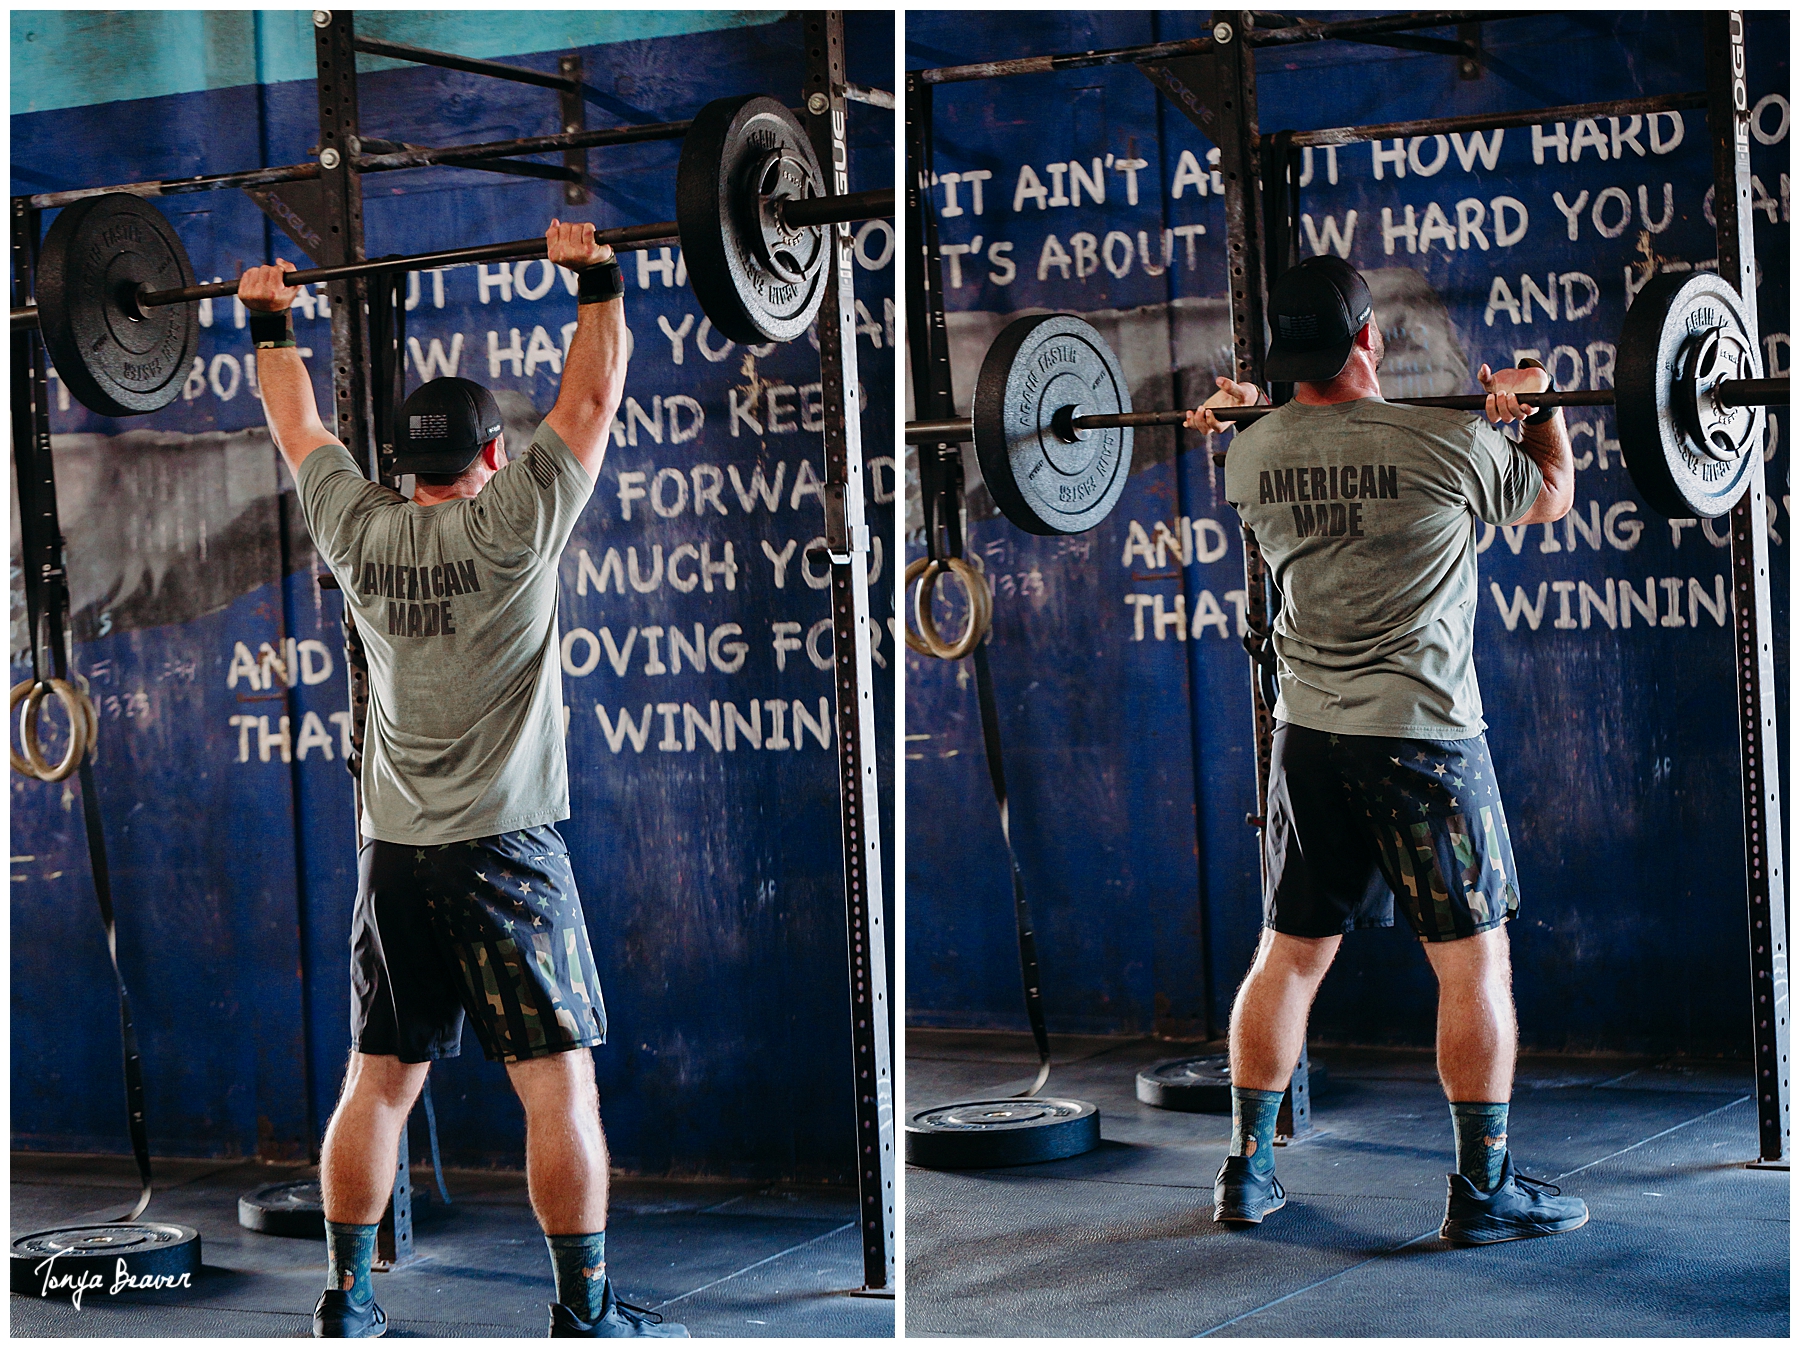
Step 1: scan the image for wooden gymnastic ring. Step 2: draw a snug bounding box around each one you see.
[921,557,993,658]
[903,558,937,656]
[10,680,39,778]
[909,557,991,660]
[20,678,91,782]
[79,679,100,753]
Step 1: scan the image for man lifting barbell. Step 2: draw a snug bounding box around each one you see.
[1185,255,1588,1244]
[243,219,684,1338]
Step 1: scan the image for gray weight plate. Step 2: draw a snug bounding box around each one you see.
[1135,1055,1329,1113]
[239,1179,325,1237]
[676,94,828,344]
[12,1223,201,1298]
[905,1096,1100,1169]
[972,314,1134,535]
[37,193,198,418]
[1615,271,1764,519]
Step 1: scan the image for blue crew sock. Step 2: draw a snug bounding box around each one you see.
[1450,1101,1509,1192]
[1229,1086,1285,1177]
[547,1231,608,1321]
[324,1220,378,1302]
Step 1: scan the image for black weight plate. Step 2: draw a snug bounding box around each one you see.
[38,193,198,418]
[676,94,827,344]
[239,1179,325,1237]
[1615,271,1764,519]
[971,314,1134,535]
[1135,1055,1329,1112]
[12,1223,201,1299]
[1136,1054,1232,1112]
[905,1097,1100,1169]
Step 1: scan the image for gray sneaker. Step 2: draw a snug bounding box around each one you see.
[1441,1153,1590,1245]
[313,1289,387,1338]
[1213,1155,1286,1224]
[548,1282,689,1337]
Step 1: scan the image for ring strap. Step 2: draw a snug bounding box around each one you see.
[971,642,1052,1098]
[419,1079,452,1206]
[907,76,1050,1097]
[11,234,152,1221]
[80,745,154,1221]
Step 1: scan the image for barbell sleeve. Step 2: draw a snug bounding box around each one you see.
[906,418,976,443]
[1714,378,1789,407]
[8,187,896,328]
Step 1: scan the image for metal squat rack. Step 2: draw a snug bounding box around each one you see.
[11,9,896,1286]
[908,9,1786,1164]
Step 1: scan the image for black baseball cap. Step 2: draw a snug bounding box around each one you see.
[393,377,504,475]
[1264,256,1375,383]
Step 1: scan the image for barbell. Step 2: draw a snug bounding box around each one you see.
[12,94,895,418]
[905,272,1787,535]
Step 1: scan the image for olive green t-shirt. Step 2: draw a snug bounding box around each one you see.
[1223,398,1542,738]
[297,422,594,844]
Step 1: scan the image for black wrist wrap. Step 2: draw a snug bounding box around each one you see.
[249,309,296,349]
[1516,356,1557,425]
[576,259,625,305]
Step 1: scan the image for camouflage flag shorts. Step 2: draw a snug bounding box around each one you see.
[350,825,608,1063]
[1263,724,1521,943]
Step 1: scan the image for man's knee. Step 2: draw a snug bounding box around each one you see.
[1258,930,1341,983]
[1424,923,1512,986]
[342,1052,430,1111]
[507,1048,599,1114]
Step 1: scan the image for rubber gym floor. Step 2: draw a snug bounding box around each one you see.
[10,1156,891,1337]
[905,1030,1788,1337]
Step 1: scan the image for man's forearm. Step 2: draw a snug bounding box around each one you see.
[258,346,335,469]
[562,299,627,414]
[545,296,629,472]
[1519,411,1575,515]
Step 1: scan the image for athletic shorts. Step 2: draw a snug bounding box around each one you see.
[1263,723,1521,943]
[350,825,608,1063]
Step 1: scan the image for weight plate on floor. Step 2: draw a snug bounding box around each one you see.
[238,1179,325,1237]
[971,314,1134,535]
[905,1097,1100,1169]
[11,1223,201,1298]
[1615,271,1764,519]
[676,94,827,344]
[1135,1055,1329,1112]
[37,193,198,418]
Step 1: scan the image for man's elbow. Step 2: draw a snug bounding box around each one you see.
[555,392,621,435]
[1544,474,1575,521]
[1515,481,1573,527]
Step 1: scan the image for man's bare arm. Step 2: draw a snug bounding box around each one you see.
[541,220,628,481]
[240,261,344,477]
[1509,414,1575,526]
[1477,362,1573,526]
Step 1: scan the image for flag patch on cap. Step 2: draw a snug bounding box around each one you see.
[409,413,449,439]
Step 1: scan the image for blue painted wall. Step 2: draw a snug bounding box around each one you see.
[905,10,1788,1056]
[12,10,896,1182]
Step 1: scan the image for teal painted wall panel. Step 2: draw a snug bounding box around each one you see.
[11,9,786,114]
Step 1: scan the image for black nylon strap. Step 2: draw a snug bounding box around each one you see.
[419,1079,452,1206]
[11,204,153,1220]
[906,78,1052,1098]
[576,258,625,305]
[971,643,1052,1097]
[248,308,296,348]
[1516,355,1558,425]
[75,749,154,1222]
